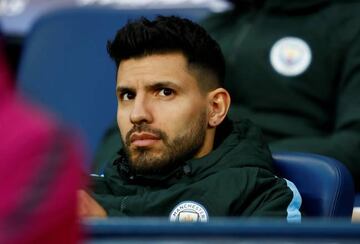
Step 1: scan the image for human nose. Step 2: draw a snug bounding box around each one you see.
[130,94,153,124]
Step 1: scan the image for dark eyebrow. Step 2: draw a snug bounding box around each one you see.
[116,86,135,96]
[116,81,182,96]
[146,81,181,91]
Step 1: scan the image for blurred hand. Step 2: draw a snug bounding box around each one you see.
[78,190,107,218]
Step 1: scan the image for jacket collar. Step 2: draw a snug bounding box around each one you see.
[113,119,273,185]
[113,151,192,186]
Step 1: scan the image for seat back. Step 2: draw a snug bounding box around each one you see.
[17,7,210,159]
[273,152,355,218]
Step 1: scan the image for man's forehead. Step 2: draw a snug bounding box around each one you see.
[116,53,199,89]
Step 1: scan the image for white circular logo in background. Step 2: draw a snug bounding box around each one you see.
[270,37,312,77]
[169,201,209,222]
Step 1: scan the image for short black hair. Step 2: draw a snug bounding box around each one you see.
[107,15,225,90]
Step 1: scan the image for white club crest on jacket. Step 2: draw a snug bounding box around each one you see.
[270,37,312,77]
[169,201,209,222]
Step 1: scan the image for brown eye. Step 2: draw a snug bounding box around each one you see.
[121,92,135,101]
[159,88,173,96]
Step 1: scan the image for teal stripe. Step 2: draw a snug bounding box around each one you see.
[284,178,302,223]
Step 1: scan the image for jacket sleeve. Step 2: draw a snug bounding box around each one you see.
[91,193,128,216]
[242,168,302,222]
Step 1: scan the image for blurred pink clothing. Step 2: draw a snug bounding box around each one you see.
[0,39,84,243]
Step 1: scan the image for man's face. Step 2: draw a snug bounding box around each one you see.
[116,53,212,175]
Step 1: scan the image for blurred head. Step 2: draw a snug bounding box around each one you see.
[108,16,230,175]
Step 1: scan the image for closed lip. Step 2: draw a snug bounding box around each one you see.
[130,132,160,143]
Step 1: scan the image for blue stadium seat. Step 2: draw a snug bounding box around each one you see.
[272,152,355,218]
[17,6,210,161]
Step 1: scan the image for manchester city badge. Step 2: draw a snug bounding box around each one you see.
[169,201,209,222]
[270,36,312,77]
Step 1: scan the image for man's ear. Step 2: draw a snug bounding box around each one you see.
[207,88,231,128]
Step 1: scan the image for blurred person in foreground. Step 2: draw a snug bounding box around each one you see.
[78,16,301,222]
[0,36,84,243]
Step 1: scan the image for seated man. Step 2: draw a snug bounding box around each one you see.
[93,1,360,196]
[79,16,301,222]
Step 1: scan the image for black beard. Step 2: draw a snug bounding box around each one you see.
[121,111,207,177]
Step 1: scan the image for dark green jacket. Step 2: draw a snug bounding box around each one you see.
[91,120,301,222]
[201,0,360,190]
